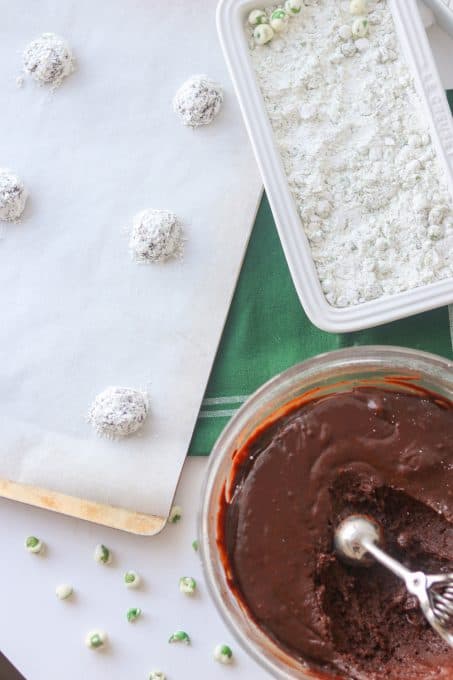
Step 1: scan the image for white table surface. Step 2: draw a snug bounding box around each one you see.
[1,16,453,680]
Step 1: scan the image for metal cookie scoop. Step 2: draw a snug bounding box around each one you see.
[334,515,453,649]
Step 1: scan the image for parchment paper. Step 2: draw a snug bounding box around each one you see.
[0,0,261,517]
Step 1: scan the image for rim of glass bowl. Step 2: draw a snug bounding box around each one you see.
[198,345,453,679]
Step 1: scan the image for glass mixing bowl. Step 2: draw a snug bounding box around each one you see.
[198,346,453,679]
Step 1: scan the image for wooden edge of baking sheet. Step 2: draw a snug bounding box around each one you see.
[0,479,166,535]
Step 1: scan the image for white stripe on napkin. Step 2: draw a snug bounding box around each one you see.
[198,408,240,419]
[202,395,249,406]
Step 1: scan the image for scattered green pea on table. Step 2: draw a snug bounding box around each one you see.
[25,536,43,554]
[85,630,107,650]
[168,630,191,645]
[124,570,141,588]
[94,543,112,564]
[214,644,233,665]
[179,576,197,595]
[169,505,182,523]
[126,607,142,622]
[55,584,73,600]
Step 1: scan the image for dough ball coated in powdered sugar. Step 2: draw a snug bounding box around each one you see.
[129,209,184,263]
[88,387,149,439]
[0,168,27,222]
[23,32,74,86]
[173,75,223,127]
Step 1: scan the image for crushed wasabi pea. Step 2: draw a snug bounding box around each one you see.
[168,630,191,645]
[169,505,182,523]
[149,672,166,680]
[179,576,196,595]
[254,23,274,45]
[85,629,107,650]
[214,644,233,664]
[25,536,43,554]
[127,607,142,622]
[270,8,288,32]
[192,539,199,552]
[248,9,268,26]
[338,24,353,40]
[56,584,73,600]
[94,543,112,564]
[124,570,141,588]
[285,0,302,14]
[352,17,369,37]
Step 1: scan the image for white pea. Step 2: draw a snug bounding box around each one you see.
[349,0,368,14]
[254,24,274,45]
[85,630,107,650]
[338,25,352,40]
[149,673,166,680]
[214,644,233,664]
[352,17,369,37]
[124,570,141,588]
[94,543,112,564]
[285,0,302,14]
[56,584,73,600]
[179,576,197,595]
[270,8,289,32]
[248,9,268,26]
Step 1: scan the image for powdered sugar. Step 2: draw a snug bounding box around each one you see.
[173,75,223,127]
[0,168,27,222]
[248,0,453,307]
[129,209,184,263]
[23,33,74,87]
[88,387,149,439]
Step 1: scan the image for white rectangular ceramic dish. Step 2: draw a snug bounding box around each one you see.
[217,0,453,332]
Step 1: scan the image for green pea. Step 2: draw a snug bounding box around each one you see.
[179,576,196,595]
[94,543,111,564]
[168,630,190,645]
[127,607,142,622]
[169,505,182,523]
[25,536,43,553]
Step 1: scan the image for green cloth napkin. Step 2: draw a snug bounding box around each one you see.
[188,92,453,456]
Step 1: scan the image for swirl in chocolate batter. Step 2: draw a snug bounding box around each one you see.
[220,387,453,679]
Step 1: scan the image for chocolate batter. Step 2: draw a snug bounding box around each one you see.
[220,387,453,679]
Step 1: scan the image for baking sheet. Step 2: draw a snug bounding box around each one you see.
[0,0,261,519]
